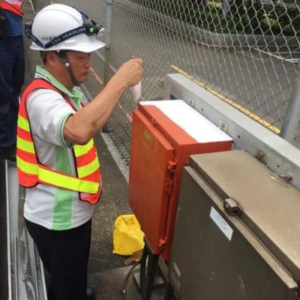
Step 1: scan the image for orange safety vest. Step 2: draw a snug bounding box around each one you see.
[0,0,23,16]
[17,79,102,205]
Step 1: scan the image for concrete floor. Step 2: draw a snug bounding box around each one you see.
[23,1,168,299]
[89,266,167,300]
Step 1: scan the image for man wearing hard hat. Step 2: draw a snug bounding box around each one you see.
[17,4,143,300]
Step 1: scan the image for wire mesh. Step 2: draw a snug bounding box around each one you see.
[53,0,300,150]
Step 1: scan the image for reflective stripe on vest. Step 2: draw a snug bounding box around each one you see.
[0,0,23,16]
[17,79,102,205]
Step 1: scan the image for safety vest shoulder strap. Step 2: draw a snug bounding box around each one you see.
[3,0,23,4]
[0,1,23,16]
[19,79,65,118]
[23,78,63,98]
[23,78,82,112]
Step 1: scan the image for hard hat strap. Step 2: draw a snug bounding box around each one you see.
[56,51,80,87]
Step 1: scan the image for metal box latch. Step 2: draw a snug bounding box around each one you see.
[224,198,242,216]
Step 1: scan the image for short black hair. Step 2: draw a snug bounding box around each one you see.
[40,51,47,64]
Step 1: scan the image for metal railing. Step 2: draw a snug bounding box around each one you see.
[55,0,300,156]
[0,160,47,300]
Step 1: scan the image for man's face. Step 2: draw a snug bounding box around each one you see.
[67,51,92,84]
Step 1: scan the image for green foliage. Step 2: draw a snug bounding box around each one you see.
[130,0,300,36]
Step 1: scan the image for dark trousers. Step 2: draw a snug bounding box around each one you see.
[0,35,25,151]
[25,218,92,300]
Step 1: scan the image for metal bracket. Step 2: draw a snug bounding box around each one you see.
[255,148,268,164]
[219,120,229,133]
[187,97,195,108]
[168,161,177,173]
[151,118,158,127]
[164,178,173,194]
[158,239,167,249]
[224,198,242,216]
[279,171,293,182]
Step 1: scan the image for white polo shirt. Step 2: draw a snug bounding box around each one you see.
[24,66,95,230]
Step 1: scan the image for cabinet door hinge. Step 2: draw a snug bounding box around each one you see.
[164,178,173,194]
[168,161,177,173]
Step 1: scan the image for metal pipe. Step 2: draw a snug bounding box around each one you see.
[14,237,19,300]
[280,64,300,143]
[104,0,113,86]
[105,0,113,50]
[0,160,8,299]
[5,161,13,300]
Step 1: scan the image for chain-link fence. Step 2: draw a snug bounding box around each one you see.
[53,0,300,156]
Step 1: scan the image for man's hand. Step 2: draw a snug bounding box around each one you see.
[113,58,143,88]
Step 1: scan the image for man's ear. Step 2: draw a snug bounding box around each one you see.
[45,52,60,67]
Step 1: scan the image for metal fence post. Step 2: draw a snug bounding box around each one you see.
[280,64,300,143]
[102,0,113,133]
[104,0,113,86]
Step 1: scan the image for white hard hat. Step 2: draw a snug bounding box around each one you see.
[26,4,105,53]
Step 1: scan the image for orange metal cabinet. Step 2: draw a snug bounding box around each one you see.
[129,100,233,260]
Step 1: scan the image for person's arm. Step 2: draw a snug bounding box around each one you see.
[64,58,143,145]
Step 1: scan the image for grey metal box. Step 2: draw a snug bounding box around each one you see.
[169,150,300,300]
